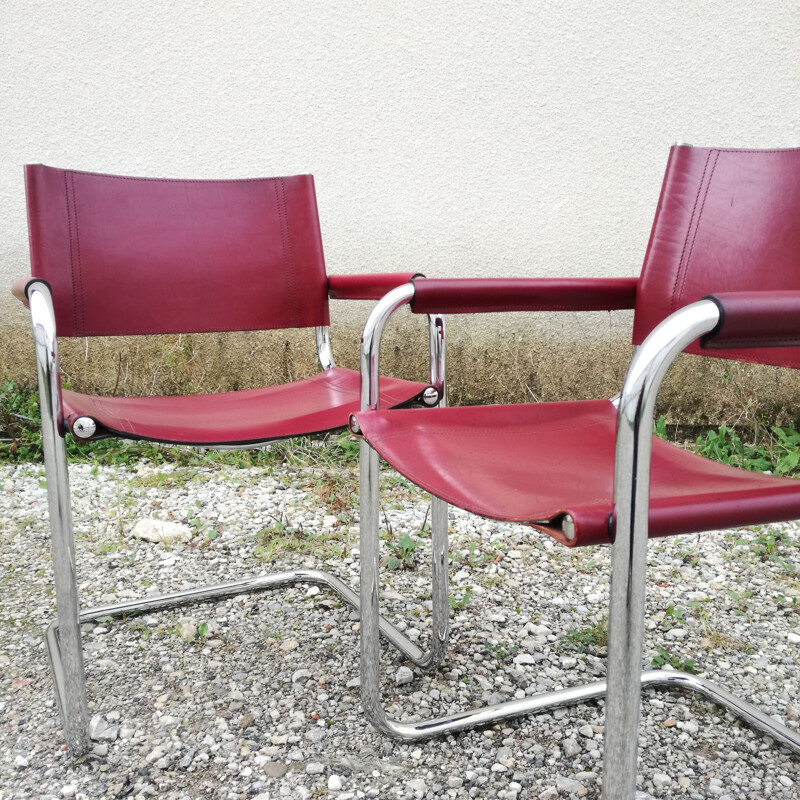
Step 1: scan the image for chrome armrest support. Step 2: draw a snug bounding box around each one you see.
[315,326,336,370]
[604,298,721,799]
[426,314,446,406]
[358,282,446,412]
[359,283,417,412]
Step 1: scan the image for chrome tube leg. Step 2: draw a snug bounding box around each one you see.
[602,300,720,800]
[603,431,649,798]
[43,429,88,755]
[427,314,446,404]
[427,495,450,670]
[359,437,395,734]
[425,312,449,669]
[30,284,89,755]
[357,297,793,754]
[358,455,611,739]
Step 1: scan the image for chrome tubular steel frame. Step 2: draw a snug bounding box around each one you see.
[29,282,88,754]
[357,294,800,794]
[359,284,451,737]
[27,282,438,756]
[315,326,336,370]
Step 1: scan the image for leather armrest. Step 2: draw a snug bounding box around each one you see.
[701,292,800,349]
[408,277,638,314]
[11,277,32,308]
[328,272,424,300]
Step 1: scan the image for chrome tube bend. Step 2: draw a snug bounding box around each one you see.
[28,281,90,755]
[360,283,416,412]
[315,326,336,370]
[604,299,721,799]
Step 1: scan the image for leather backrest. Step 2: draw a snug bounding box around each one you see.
[25,165,329,336]
[633,145,800,368]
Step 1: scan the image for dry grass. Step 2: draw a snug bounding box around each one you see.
[5,311,800,426]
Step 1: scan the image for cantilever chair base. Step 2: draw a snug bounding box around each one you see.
[45,566,451,749]
[360,664,800,750]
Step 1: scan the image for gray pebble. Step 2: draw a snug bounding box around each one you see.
[395,666,414,685]
[2,460,799,800]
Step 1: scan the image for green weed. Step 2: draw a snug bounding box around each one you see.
[254,515,348,563]
[484,641,519,663]
[651,646,697,674]
[727,589,754,615]
[385,532,419,571]
[660,603,685,631]
[0,379,42,461]
[694,424,800,476]
[454,536,506,567]
[732,529,796,573]
[564,617,609,652]
[97,541,126,555]
[448,588,472,610]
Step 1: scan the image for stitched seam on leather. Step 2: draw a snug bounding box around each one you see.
[280,178,299,328]
[705,148,800,154]
[273,179,296,328]
[63,171,79,334]
[676,150,719,309]
[713,338,800,347]
[413,303,629,313]
[669,150,713,315]
[69,172,86,334]
[60,172,294,184]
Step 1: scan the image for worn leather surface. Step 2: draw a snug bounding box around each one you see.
[633,146,800,367]
[701,292,800,349]
[356,145,800,550]
[409,277,638,314]
[328,272,422,300]
[355,400,800,547]
[62,367,423,445]
[25,165,329,336]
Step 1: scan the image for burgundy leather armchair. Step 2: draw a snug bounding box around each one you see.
[12,165,440,754]
[352,146,800,798]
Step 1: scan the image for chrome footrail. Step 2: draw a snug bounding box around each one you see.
[45,566,445,753]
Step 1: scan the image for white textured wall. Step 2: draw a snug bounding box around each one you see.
[3,1,799,334]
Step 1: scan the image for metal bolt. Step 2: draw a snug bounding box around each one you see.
[72,417,97,439]
[422,387,440,406]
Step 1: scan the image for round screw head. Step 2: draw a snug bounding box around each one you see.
[72,417,97,439]
[422,387,440,406]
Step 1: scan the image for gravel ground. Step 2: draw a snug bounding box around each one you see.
[2,457,800,800]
